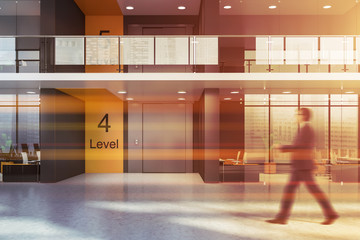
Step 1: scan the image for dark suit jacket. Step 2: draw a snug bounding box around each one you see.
[280,123,316,171]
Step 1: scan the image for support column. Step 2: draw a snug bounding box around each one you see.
[198,88,220,182]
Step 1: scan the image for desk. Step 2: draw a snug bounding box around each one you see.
[336,157,360,167]
[219,164,263,182]
[331,164,359,182]
[3,164,40,182]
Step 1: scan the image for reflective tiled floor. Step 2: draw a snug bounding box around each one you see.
[0,173,359,240]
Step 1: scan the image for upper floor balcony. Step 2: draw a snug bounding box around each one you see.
[1,35,360,74]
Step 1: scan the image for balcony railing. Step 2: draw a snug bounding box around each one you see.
[1,35,360,73]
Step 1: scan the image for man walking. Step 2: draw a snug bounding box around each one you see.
[266,108,339,225]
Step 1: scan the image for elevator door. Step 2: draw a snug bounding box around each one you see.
[143,104,186,173]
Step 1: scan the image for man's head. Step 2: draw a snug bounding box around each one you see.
[296,108,312,123]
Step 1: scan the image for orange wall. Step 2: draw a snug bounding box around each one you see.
[85,15,123,35]
[85,100,124,173]
[85,16,123,73]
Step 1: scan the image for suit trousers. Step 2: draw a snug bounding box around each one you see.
[277,170,336,219]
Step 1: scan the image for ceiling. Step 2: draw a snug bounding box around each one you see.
[220,0,359,16]
[0,0,356,17]
[78,0,359,16]
[74,0,123,16]
[0,73,359,102]
[117,0,201,16]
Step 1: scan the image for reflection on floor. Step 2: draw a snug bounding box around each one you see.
[0,173,359,240]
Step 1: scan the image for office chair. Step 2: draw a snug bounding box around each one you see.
[233,150,244,165]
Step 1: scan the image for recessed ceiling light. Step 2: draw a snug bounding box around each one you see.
[269,5,277,9]
[178,98,186,101]
[117,91,127,94]
[26,91,36,94]
[282,91,291,94]
[126,97,134,101]
[224,98,232,101]
[323,5,332,9]
[345,91,355,94]
[126,6,134,10]
[177,91,187,94]
[231,91,239,94]
[178,6,186,10]
[224,6,232,9]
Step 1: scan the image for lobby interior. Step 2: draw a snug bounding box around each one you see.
[1,0,360,239]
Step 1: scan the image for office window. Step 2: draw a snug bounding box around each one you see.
[18,107,39,153]
[331,107,358,160]
[331,94,358,106]
[286,37,318,65]
[244,107,269,163]
[270,107,298,163]
[0,94,39,153]
[245,94,344,164]
[330,94,358,161]
[308,107,329,160]
[245,94,269,106]
[0,102,16,153]
[300,94,329,106]
[270,94,298,106]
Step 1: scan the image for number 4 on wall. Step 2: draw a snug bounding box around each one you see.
[98,114,111,132]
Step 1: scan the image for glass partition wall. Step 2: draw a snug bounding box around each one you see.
[4,35,360,73]
[245,94,358,165]
[0,93,40,155]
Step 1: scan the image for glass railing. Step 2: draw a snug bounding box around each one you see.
[1,35,360,73]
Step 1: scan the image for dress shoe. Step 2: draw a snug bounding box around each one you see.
[321,214,339,225]
[266,218,287,224]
